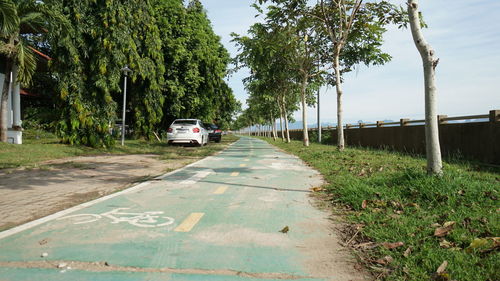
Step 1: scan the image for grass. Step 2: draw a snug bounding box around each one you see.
[260,138,499,281]
[0,130,239,169]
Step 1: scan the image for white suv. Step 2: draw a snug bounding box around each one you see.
[167,119,208,146]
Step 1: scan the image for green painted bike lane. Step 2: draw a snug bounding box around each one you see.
[0,137,331,280]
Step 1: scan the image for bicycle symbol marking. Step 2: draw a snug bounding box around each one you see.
[57,208,175,228]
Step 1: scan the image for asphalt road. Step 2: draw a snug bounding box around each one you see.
[0,137,363,281]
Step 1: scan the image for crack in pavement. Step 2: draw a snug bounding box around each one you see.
[0,261,318,279]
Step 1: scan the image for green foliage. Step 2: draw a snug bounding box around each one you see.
[45,0,165,147]
[156,0,238,129]
[263,138,499,281]
[311,0,407,80]
[34,0,238,147]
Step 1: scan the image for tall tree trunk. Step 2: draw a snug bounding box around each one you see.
[270,114,277,141]
[272,117,277,141]
[301,74,309,147]
[282,95,291,143]
[334,51,345,151]
[408,0,443,176]
[0,61,13,143]
[278,98,285,141]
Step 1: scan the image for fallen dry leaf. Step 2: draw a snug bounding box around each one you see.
[279,226,289,234]
[390,201,403,209]
[407,203,420,208]
[382,241,405,249]
[436,260,448,274]
[434,221,456,237]
[310,187,324,192]
[361,200,367,209]
[466,237,500,253]
[38,238,48,245]
[375,255,394,265]
[439,239,453,249]
[358,169,366,177]
[443,221,456,228]
[378,167,384,172]
[403,247,412,257]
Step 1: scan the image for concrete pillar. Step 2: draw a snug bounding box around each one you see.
[7,71,12,128]
[490,110,500,123]
[13,67,21,127]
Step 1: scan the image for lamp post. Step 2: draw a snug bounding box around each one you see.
[120,65,132,146]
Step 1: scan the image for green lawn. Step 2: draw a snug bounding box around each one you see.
[261,138,499,281]
[0,130,239,169]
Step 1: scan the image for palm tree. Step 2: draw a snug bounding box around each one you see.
[0,0,48,142]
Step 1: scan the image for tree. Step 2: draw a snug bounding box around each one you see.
[156,0,238,128]
[0,0,59,142]
[313,0,405,151]
[264,1,323,147]
[232,13,303,144]
[407,0,442,175]
[46,0,166,147]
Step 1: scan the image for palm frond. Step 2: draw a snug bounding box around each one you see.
[0,0,19,36]
[15,39,37,85]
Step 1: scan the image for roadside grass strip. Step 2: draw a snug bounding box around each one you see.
[0,130,239,169]
[260,138,499,281]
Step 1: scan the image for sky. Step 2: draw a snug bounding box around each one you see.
[200,0,500,124]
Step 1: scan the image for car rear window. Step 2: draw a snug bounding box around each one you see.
[173,120,197,125]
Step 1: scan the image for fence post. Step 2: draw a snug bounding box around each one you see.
[359,122,365,128]
[376,121,384,128]
[346,124,351,129]
[400,119,409,126]
[490,110,500,123]
[438,115,448,124]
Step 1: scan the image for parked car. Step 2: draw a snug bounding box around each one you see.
[167,119,208,146]
[205,123,222,143]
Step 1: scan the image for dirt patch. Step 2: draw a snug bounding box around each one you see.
[0,154,196,231]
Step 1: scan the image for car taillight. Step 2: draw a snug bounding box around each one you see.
[193,128,200,133]
[215,129,222,133]
[168,128,173,133]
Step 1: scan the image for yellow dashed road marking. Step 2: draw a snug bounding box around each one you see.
[174,213,205,232]
[213,186,228,194]
[239,164,247,167]
[231,172,240,177]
